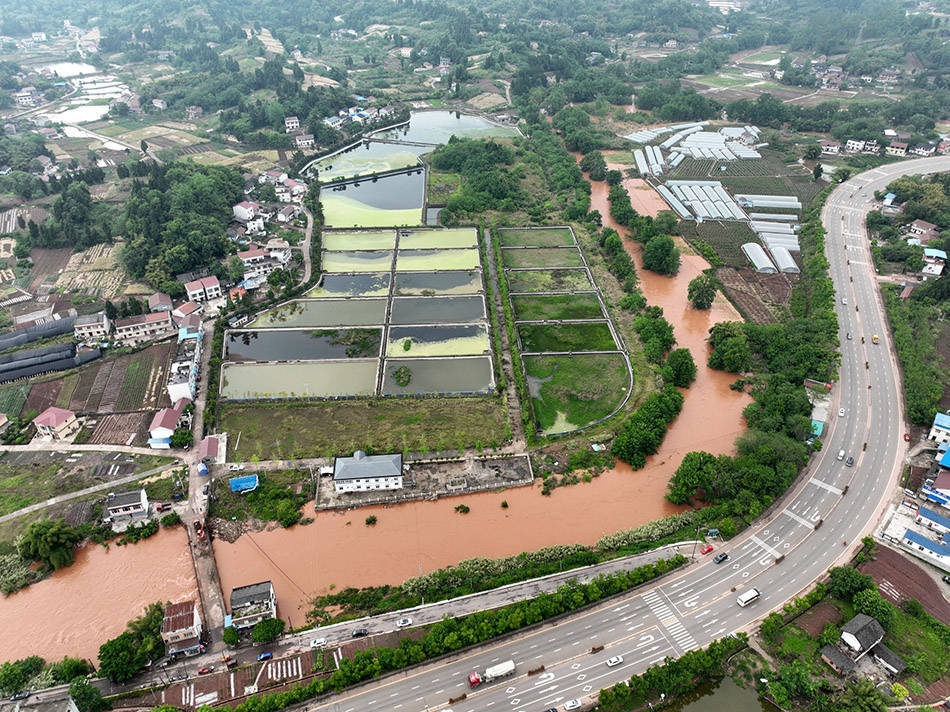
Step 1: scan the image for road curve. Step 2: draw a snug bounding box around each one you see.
[295,157,950,712]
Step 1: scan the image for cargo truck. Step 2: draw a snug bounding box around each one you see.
[468,660,515,687]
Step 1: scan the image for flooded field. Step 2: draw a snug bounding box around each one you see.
[507,268,594,293]
[221,361,378,399]
[500,227,576,247]
[248,298,387,328]
[399,228,478,249]
[394,270,482,296]
[227,329,381,361]
[386,324,490,356]
[381,356,493,395]
[396,248,480,271]
[372,110,521,144]
[307,273,390,298]
[321,172,424,228]
[322,231,396,251]
[310,141,429,181]
[501,246,585,268]
[0,528,196,662]
[322,250,393,273]
[390,296,485,325]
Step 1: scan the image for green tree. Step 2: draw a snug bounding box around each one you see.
[666,348,696,387]
[222,626,240,647]
[813,163,823,181]
[251,617,286,644]
[228,256,245,282]
[17,519,82,569]
[687,273,716,309]
[0,661,26,694]
[97,632,142,683]
[642,235,680,275]
[827,567,875,601]
[852,588,894,628]
[837,679,888,712]
[50,657,93,684]
[170,429,194,448]
[803,144,821,160]
[69,679,110,712]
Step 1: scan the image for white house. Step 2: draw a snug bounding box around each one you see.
[820,140,841,155]
[228,581,277,630]
[265,238,292,264]
[901,528,950,573]
[166,337,201,403]
[845,139,865,153]
[162,600,203,657]
[233,201,259,222]
[184,276,221,302]
[276,205,299,223]
[284,116,300,133]
[333,451,404,493]
[295,134,315,149]
[929,412,950,445]
[73,312,111,341]
[104,489,149,522]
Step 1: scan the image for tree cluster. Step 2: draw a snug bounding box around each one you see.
[97,603,165,683]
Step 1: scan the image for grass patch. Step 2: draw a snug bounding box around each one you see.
[886,606,950,686]
[219,397,508,459]
[511,294,604,321]
[210,470,309,525]
[501,247,584,268]
[524,353,629,433]
[506,268,593,293]
[517,322,616,353]
[427,170,460,203]
[55,374,79,408]
[0,384,29,418]
[499,228,575,247]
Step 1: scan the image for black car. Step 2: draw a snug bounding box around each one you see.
[352,628,369,638]
[845,456,854,467]
[9,692,30,701]
[713,552,729,564]
[942,574,950,585]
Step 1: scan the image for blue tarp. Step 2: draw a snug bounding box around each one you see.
[811,420,824,437]
[229,474,259,493]
[198,463,209,476]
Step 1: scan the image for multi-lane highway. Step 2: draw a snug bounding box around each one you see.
[302,157,950,712]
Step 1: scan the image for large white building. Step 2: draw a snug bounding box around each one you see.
[929,412,950,445]
[333,451,403,493]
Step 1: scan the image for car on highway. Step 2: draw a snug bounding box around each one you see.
[395,617,413,629]
[846,332,852,340]
[564,699,582,710]
[310,638,327,648]
[841,297,847,305]
[352,628,369,638]
[257,653,272,662]
[713,552,729,564]
[838,408,845,417]
[9,692,30,701]
[941,574,950,585]
[197,666,213,675]
[846,456,854,467]
[605,655,623,667]
[700,544,714,555]
[228,464,245,471]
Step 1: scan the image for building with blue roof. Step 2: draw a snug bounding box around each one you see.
[942,449,950,469]
[924,247,947,261]
[916,506,950,535]
[901,529,950,572]
[930,412,950,445]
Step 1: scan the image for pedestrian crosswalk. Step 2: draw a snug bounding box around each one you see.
[265,656,303,681]
[642,590,697,652]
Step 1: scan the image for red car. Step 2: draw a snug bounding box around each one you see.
[700,545,714,555]
[904,433,911,442]
[197,666,213,675]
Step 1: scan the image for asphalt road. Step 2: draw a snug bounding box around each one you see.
[300,157,950,712]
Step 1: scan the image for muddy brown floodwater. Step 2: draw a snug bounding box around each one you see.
[0,527,198,662]
[213,168,750,627]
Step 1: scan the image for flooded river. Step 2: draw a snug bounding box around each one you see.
[0,528,197,662]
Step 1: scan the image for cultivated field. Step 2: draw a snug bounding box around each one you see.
[678,220,759,269]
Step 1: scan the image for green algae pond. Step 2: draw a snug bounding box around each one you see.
[248,299,387,327]
[386,324,490,357]
[396,248,480,271]
[393,270,482,296]
[322,250,394,273]
[322,231,396,251]
[371,110,521,144]
[306,273,390,298]
[381,356,494,395]
[389,296,485,325]
[221,361,379,399]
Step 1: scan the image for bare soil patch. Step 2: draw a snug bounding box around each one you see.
[858,545,950,625]
[795,601,842,637]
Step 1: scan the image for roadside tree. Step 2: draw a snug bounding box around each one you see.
[687,273,716,309]
[251,617,286,644]
[69,680,110,712]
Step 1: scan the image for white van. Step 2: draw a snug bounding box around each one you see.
[836,449,845,460]
[737,588,761,607]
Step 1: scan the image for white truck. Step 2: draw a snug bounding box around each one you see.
[468,660,515,687]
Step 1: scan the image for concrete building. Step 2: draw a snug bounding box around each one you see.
[162,600,203,657]
[333,451,403,493]
[228,581,277,630]
[33,406,80,440]
[929,412,950,445]
[284,116,300,133]
[820,140,841,154]
[73,312,110,341]
[167,336,201,403]
[148,401,186,449]
[845,139,865,153]
[232,201,259,222]
[886,141,908,157]
[295,134,315,149]
[104,489,149,522]
[184,276,221,302]
[265,238,292,264]
[114,312,172,345]
[148,292,173,312]
[915,506,950,536]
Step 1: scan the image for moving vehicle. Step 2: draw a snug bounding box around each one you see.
[564,700,582,711]
[841,297,847,305]
[395,617,413,629]
[606,656,624,667]
[737,588,761,607]
[197,666,213,675]
[846,332,852,340]
[257,653,273,662]
[872,334,879,344]
[846,456,854,467]
[352,628,368,638]
[837,449,845,461]
[310,638,327,648]
[942,574,950,585]
[713,552,729,564]
[9,692,30,701]
[469,660,516,687]
[838,408,846,417]
[700,544,714,555]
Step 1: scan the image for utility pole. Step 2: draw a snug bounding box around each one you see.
[690,524,702,559]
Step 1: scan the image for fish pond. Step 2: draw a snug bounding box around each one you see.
[310,141,429,181]
[227,329,381,362]
[393,271,482,296]
[387,325,490,357]
[511,293,604,321]
[321,171,424,228]
[322,231,396,251]
[517,321,617,353]
[322,250,393,273]
[396,248,480,271]
[506,268,594,293]
[248,299,387,327]
[221,361,379,399]
[501,246,585,269]
[372,110,521,145]
[390,296,485,325]
[307,273,390,298]
[398,228,478,249]
[381,356,493,395]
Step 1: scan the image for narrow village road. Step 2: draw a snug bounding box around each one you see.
[300,205,314,283]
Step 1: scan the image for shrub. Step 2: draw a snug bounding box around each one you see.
[365,515,377,526]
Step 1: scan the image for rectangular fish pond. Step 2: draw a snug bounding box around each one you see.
[506,268,594,294]
[306,273,390,298]
[501,246,585,269]
[322,250,393,273]
[393,270,482,296]
[389,296,485,325]
[381,356,494,395]
[371,110,521,145]
[321,171,424,228]
[387,324,490,357]
[227,328,382,362]
[499,227,576,247]
[248,299,387,328]
[396,248,480,271]
[309,141,429,181]
[322,231,396,251]
[221,361,379,399]
[397,228,478,249]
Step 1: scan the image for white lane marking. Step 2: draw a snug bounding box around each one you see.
[781,509,813,528]
[750,534,781,559]
[809,478,842,495]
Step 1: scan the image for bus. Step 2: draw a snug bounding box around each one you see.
[736,588,761,607]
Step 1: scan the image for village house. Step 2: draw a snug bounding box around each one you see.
[886,141,908,157]
[911,144,936,157]
[276,205,299,223]
[184,276,221,302]
[199,436,219,463]
[185,106,203,121]
[863,140,879,154]
[295,133,315,149]
[845,139,865,153]
[228,581,277,630]
[260,170,287,185]
[113,311,173,346]
[148,292,173,312]
[908,219,938,236]
[901,527,950,572]
[104,489,149,522]
[148,399,187,448]
[151,99,167,111]
[284,116,300,133]
[172,301,202,321]
[73,312,110,341]
[32,406,80,441]
[166,336,201,403]
[162,600,204,657]
[265,238,292,264]
[820,140,841,155]
[929,412,950,445]
[232,201,259,222]
[333,451,404,493]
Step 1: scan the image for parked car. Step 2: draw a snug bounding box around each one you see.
[351,628,369,638]
[838,408,845,417]
[564,700,582,710]
[197,666,213,675]
[9,692,30,701]
[941,574,950,585]
[228,464,245,472]
[605,656,623,667]
[700,544,714,555]
[202,483,209,495]
[713,552,729,564]
[257,653,273,662]
[904,433,911,442]
[396,617,413,629]
[310,638,327,648]
[155,503,169,512]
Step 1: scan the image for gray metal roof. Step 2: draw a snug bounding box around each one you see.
[333,451,402,481]
[230,581,274,609]
[842,614,884,650]
[821,645,855,673]
[107,490,144,508]
[871,643,906,673]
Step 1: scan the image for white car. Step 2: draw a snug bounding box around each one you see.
[228,464,244,472]
[564,700,582,711]
[841,298,848,305]
[310,638,327,648]
[395,617,413,629]
[838,408,845,417]
[605,656,623,667]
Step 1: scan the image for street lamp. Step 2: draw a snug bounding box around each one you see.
[690,524,702,559]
